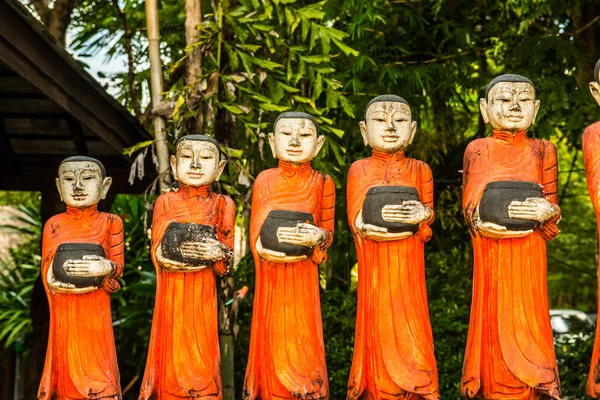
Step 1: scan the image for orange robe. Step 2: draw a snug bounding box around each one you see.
[139,184,235,400]
[243,161,335,400]
[583,121,600,397]
[346,150,439,400]
[461,130,561,400]
[38,205,124,400]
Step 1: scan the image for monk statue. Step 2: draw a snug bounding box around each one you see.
[38,156,124,400]
[345,95,439,400]
[584,58,600,397]
[461,74,562,400]
[243,111,335,400]
[139,135,235,399]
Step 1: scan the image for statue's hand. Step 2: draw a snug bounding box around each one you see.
[508,197,558,222]
[155,244,188,270]
[180,238,227,261]
[277,223,326,248]
[476,220,533,239]
[63,255,114,278]
[356,209,412,241]
[381,201,431,225]
[255,237,307,262]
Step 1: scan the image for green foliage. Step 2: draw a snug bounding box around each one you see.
[0,250,38,351]
[555,333,595,399]
[2,0,600,398]
[110,194,156,397]
[0,201,42,352]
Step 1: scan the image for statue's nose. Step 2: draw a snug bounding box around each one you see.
[510,100,521,111]
[74,177,84,190]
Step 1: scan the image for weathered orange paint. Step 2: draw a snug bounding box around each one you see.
[346,149,439,400]
[38,205,124,400]
[461,130,561,400]
[583,121,600,397]
[139,184,235,399]
[243,160,335,400]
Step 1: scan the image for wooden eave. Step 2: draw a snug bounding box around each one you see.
[0,0,155,193]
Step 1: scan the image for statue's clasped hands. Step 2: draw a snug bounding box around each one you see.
[276,223,326,248]
[180,238,227,261]
[255,223,326,262]
[63,255,114,278]
[476,197,558,238]
[356,201,430,242]
[157,238,229,272]
[381,200,431,225]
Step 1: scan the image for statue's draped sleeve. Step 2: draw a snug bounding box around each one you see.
[584,122,600,397]
[346,154,439,400]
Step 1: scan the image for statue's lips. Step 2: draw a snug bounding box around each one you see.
[187,172,204,178]
[72,194,88,200]
[286,149,303,155]
[382,135,400,142]
[506,115,524,121]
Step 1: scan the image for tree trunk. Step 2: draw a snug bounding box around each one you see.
[29,0,77,44]
[184,0,204,133]
[145,0,172,190]
[570,1,598,86]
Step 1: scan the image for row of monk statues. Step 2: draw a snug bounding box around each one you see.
[37,66,600,400]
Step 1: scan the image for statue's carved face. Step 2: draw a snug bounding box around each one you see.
[269,118,324,164]
[360,102,417,153]
[170,141,226,187]
[481,82,540,133]
[56,161,112,209]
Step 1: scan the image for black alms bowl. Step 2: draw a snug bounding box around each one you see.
[260,210,315,257]
[52,243,107,288]
[161,222,218,264]
[479,180,544,231]
[362,186,421,233]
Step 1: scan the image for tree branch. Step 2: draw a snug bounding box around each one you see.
[385,48,488,67]
[139,62,186,127]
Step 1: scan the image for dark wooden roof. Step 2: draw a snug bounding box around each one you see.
[0,0,155,193]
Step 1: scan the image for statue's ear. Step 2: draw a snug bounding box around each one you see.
[590,81,600,107]
[531,99,541,126]
[55,178,63,201]
[409,120,417,145]
[215,159,227,181]
[170,154,178,181]
[100,177,113,200]
[479,98,490,125]
[359,121,369,146]
[314,135,325,158]
[268,132,277,159]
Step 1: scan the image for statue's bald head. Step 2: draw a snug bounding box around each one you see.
[593,58,600,83]
[480,74,540,133]
[360,94,416,153]
[59,156,106,177]
[589,60,600,107]
[56,156,112,209]
[364,94,409,120]
[485,74,535,100]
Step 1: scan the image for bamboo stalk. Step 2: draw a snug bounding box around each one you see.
[145,0,171,190]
